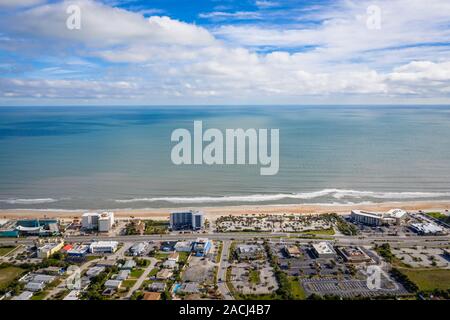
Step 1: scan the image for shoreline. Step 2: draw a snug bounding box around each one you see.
[0,200,449,221]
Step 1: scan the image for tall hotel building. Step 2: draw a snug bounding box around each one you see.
[170,210,204,230]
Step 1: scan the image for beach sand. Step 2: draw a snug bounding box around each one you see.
[0,200,449,222]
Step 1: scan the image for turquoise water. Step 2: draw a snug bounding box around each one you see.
[0,105,449,209]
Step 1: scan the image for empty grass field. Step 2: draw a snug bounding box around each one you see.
[0,266,25,290]
[400,268,450,291]
[0,246,17,257]
[288,276,307,299]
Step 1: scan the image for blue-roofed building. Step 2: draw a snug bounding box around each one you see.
[192,238,211,257]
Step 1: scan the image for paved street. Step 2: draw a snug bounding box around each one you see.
[1,233,449,249]
[217,240,233,300]
[125,257,157,299]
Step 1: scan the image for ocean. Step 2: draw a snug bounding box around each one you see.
[0,105,449,210]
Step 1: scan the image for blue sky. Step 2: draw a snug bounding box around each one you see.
[1,0,450,105]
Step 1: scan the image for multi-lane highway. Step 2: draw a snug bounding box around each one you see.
[0,232,449,247]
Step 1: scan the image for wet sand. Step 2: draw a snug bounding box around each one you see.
[0,200,449,222]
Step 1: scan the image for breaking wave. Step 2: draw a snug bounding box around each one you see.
[0,198,62,204]
[114,189,450,204]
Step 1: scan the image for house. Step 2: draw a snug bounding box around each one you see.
[160,241,177,252]
[116,270,130,281]
[162,259,177,269]
[156,269,173,280]
[25,282,45,292]
[104,280,122,290]
[178,283,200,294]
[86,266,105,278]
[31,274,55,284]
[96,259,117,268]
[174,241,192,252]
[148,282,166,292]
[121,260,137,270]
[63,290,80,300]
[130,242,147,256]
[168,252,179,262]
[12,291,33,300]
[36,266,63,275]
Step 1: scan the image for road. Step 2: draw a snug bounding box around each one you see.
[45,243,131,300]
[216,240,234,300]
[44,256,102,300]
[0,232,449,248]
[125,257,157,299]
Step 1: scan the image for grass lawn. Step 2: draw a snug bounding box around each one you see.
[148,268,159,278]
[400,268,450,291]
[426,212,450,223]
[144,220,169,235]
[31,291,48,300]
[303,228,335,236]
[154,252,169,261]
[130,269,145,279]
[249,269,261,285]
[0,266,25,290]
[122,279,137,290]
[47,279,62,290]
[287,276,306,300]
[178,252,190,264]
[0,246,17,257]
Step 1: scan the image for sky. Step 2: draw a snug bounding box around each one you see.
[0,0,450,105]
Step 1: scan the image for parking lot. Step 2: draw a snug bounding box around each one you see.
[229,261,278,295]
[302,277,408,298]
[182,256,216,284]
[391,246,450,268]
[269,243,351,278]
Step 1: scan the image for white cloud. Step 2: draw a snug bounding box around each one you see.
[0,0,45,7]
[198,11,261,20]
[1,0,450,104]
[4,0,215,47]
[214,0,450,70]
[255,1,280,9]
[0,78,141,99]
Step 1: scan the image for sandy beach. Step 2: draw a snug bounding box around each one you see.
[0,200,449,222]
